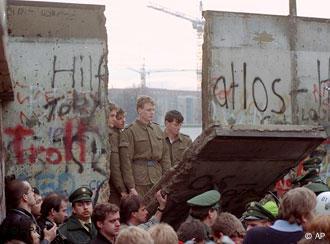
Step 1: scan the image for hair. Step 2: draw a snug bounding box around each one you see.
[212,212,245,239]
[0,215,34,244]
[115,226,154,244]
[189,206,213,221]
[164,110,184,124]
[92,203,120,230]
[107,103,118,114]
[177,219,207,243]
[120,194,144,224]
[116,107,126,119]
[279,187,316,225]
[136,96,155,111]
[5,179,29,210]
[40,193,66,218]
[148,223,178,244]
[306,215,330,240]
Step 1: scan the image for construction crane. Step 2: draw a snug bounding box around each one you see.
[128,61,196,88]
[147,1,204,90]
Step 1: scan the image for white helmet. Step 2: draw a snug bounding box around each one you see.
[316,191,330,216]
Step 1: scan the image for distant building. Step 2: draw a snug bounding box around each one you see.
[108,87,202,126]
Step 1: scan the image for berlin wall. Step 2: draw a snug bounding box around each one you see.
[202,11,330,136]
[2,0,110,202]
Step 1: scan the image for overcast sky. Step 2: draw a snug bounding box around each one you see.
[23,0,330,90]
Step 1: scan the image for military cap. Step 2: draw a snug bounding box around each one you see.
[242,201,278,221]
[69,186,93,203]
[187,190,221,207]
[304,182,330,195]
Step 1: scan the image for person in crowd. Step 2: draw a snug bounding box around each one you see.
[0,179,56,244]
[177,219,207,244]
[298,215,330,243]
[108,103,128,206]
[148,223,178,244]
[212,212,245,244]
[315,191,330,216]
[114,108,126,130]
[31,187,43,220]
[293,145,329,195]
[241,198,278,231]
[0,215,40,244]
[37,193,68,243]
[91,203,120,244]
[120,190,167,230]
[58,186,97,243]
[119,95,171,196]
[164,110,192,166]
[244,187,317,244]
[115,226,154,244]
[186,190,221,241]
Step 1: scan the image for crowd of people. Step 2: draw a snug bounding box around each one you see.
[1,95,330,244]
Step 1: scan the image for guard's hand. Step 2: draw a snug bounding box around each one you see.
[43,224,57,242]
[155,190,167,209]
[121,192,128,198]
[129,188,138,196]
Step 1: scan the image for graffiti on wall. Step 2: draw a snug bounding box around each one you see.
[211,58,330,126]
[4,49,110,201]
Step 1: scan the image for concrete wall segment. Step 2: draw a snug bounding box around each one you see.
[203,10,330,135]
[2,1,110,203]
[7,0,106,39]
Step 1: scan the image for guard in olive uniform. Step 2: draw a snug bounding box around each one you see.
[187,190,221,242]
[164,110,192,166]
[108,104,128,205]
[119,96,171,196]
[58,187,97,244]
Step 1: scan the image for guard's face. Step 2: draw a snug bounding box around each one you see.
[138,102,155,123]
[115,114,126,129]
[108,109,117,128]
[245,219,270,231]
[54,200,68,224]
[133,205,148,224]
[165,119,182,136]
[72,201,93,221]
[97,211,120,238]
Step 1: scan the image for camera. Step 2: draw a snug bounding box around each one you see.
[45,220,55,230]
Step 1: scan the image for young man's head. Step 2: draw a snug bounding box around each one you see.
[164,110,184,137]
[120,195,148,225]
[31,187,42,218]
[136,96,155,124]
[5,179,36,212]
[177,219,207,244]
[41,193,68,225]
[212,212,245,244]
[279,187,316,226]
[148,223,178,244]
[69,187,93,222]
[92,203,120,241]
[114,108,126,129]
[6,179,36,211]
[116,226,154,244]
[107,103,118,128]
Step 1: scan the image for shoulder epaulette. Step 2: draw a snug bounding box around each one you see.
[181,133,191,138]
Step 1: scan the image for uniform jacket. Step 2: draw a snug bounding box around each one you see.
[119,120,171,187]
[109,127,126,194]
[58,215,97,244]
[164,131,192,166]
